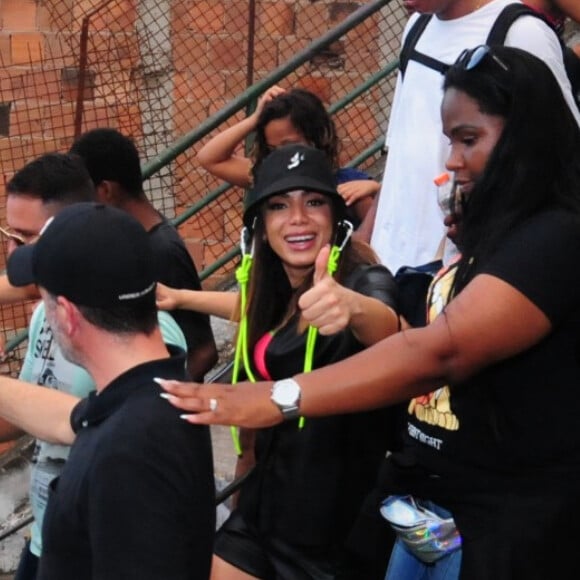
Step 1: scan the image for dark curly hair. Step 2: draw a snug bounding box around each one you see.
[252,89,339,173]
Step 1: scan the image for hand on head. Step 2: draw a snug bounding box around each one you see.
[298,245,353,335]
[254,85,286,118]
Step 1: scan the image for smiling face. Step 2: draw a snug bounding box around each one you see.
[263,117,308,152]
[441,87,505,242]
[262,190,333,287]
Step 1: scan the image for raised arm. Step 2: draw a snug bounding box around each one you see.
[156,282,239,320]
[297,246,398,346]
[197,85,286,186]
[337,179,380,208]
[353,188,380,244]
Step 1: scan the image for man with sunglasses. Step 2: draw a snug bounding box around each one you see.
[358,0,580,276]
[0,153,188,580]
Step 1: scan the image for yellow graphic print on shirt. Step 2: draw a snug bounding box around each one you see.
[407,263,460,431]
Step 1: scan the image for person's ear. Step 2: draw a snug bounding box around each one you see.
[56,296,82,336]
[95,180,120,205]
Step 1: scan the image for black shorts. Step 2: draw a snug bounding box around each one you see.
[214,510,385,580]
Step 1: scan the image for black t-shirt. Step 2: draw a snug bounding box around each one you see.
[384,209,580,537]
[149,221,215,361]
[38,349,215,580]
[238,264,400,547]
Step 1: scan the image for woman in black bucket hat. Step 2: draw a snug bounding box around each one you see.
[158,143,401,579]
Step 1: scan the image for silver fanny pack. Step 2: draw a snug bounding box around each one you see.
[380,495,462,563]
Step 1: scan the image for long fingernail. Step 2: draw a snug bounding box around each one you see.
[159,393,172,400]
[153,377,165,385]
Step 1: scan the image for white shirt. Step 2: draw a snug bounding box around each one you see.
[371,0,580,273]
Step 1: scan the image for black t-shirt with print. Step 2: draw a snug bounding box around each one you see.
[382,210,580,538]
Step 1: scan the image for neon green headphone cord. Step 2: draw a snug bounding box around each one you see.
[231,220,353,453]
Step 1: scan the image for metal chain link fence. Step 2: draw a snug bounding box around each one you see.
[0,0,408,376]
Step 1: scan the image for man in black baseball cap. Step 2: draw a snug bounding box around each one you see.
[1,202,215,580]
[0,158,192,580]
[7,202,156,310]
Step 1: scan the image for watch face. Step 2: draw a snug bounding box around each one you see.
[273,379,300,406]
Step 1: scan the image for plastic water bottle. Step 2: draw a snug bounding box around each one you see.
[433,172,456,216]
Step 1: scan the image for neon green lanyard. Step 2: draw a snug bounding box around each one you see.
[231,221,353,454]
[230,228,255,456]
[300,221,353,428]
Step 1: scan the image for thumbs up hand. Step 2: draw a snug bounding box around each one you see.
[298,245,354,335]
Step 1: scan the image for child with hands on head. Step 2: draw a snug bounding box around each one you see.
[196,85,380,226]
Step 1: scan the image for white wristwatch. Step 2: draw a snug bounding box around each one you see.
[270,378,302,420]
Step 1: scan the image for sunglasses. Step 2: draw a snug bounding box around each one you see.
[0,226,27,247]
[456,45,509,73]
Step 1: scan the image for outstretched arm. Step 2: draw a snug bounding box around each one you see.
[196,85,286,186]
[0,274,39,304]
[0,376,78,444]
[552,0,580,22]
[156,283,239,320]
[157,273,551,427]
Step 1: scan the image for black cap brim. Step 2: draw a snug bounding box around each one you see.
[6,244,37,288]
[244,176,338,226]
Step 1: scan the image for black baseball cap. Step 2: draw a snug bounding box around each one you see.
[243,144,342,226]
[7,202,156,308]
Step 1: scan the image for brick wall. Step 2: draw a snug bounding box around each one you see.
[0,0,403,351]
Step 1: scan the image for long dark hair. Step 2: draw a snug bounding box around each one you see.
[252,89,339,172]
[242,196,376,356]
[443,46,580,291]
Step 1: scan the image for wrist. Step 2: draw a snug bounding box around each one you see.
[246,113,259,130]
[270,378,302,421]
[175,289,188,309]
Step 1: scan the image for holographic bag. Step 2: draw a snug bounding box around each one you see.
[380,495,461,563]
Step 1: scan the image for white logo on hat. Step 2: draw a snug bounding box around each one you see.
[287,152,304,170]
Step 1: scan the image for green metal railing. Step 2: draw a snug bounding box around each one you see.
[151,0,398,279]
[142,0,394,180]
[0,1,403,544]
[3,0,400,351]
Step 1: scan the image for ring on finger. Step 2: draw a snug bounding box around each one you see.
[209,398,218,412]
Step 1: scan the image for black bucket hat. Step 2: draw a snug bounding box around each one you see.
[243,144,343,227]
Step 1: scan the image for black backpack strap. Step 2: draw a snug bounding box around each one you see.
[399,14,450,77]
[484,2,580,111]
[399,14,433,77]
[486,2,553,46]
[409,51,450,75]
